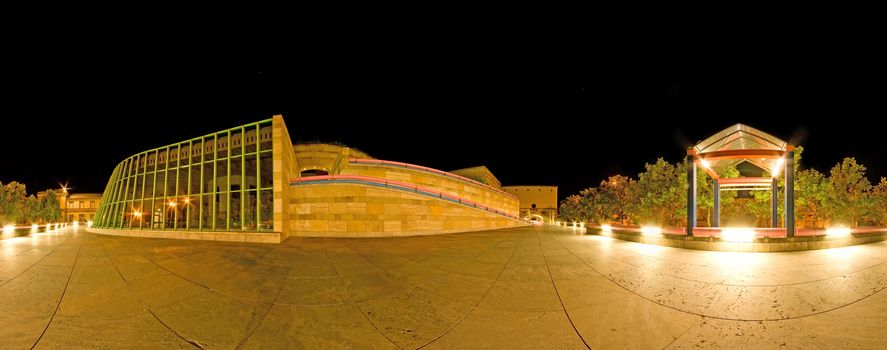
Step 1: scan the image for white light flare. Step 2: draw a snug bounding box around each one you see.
[721,228,757,242]
[600,224,613,232]
[640,226,662,236]
[2,225,14,234]
[772,157,785,178]
[826,227,852,237]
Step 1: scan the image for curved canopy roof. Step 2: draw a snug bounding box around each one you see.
[694,123,787,154]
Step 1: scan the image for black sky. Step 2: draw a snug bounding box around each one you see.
[1,3,885,201]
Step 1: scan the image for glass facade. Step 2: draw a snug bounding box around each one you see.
[94,120,274,232]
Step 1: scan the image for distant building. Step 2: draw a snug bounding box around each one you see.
[501,186,558,222]
[37,188,102,223]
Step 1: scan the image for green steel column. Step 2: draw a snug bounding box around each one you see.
[212,134,218,230]
[785,151,795,237]
[186,140,192,230]
[174,144,181,230]
[199,138,205,230]
[256,124,261,230]
[139,152,148,229]
[119,157,133,228]
[686,156,696,236]
[151,149,159,229]
[226,129,231,231]
[128,154,141,229]
[241,126,246,230]
[162,146,170,230]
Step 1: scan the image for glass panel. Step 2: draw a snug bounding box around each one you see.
[246,126,257,153]
[260,152,273,188]
[245,154,258,190]
[144,201,154,229]
[164,201,176,229]
[230,192,241,229]
[144,173,155,199]
[230,157,242,190]
[179,144,190,166]
[190,165,200,194]
[217,133,228,158]
[123,202,132,228]
[244,190,257,230]
[151,203,162,229]
[165,170,176,199]
[177,167,188,198]
[215,192,228,229]
[157,149,167,170]
[176,202,186,228]
[204,137,215,161]
[259,125,272,151]
[188,197,199,229]
[216,160,226,193]
[192,141,202,162]
[133,174,143,199]
[232,131,243,156]
[201,194,212,230]
[260,189,273,230]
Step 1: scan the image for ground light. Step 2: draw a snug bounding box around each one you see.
[640,226,662,236]
[600,224,613,232]
[31,224,39,232]
[721,228,756,242]
[826,227,852,237]
[3,225,14,234]
[87,220,93,227]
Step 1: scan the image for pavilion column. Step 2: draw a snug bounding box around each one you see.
[785,151,795,237]
[771,177,778,228]
[686,157,696,236]
[712,179,720,227]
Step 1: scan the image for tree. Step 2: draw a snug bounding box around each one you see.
[826,157,871,227]
[39,190,62,223]
[558,195,582,222]
[634,158,686,226]
[868,178,887,226]
[0,181,28,225]
[795,168,828,227]
[595,175,636,225]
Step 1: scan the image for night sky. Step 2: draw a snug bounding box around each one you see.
[2,3,884,201]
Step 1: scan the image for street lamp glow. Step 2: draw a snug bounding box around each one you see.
[600,224,613,232]
[183,197,190,204]
[3,225,14,234]
[32,224,39,231]
[721,228,756,242]
[640,226,662,236]
[133,211,142,217]
[168,201,176,207]
[826,227,851,237]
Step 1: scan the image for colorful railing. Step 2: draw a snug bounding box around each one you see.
[348,159,518,200]
[588,224,887,238]
[290,175,520,220]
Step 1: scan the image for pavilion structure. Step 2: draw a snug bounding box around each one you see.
[687,124,795,237]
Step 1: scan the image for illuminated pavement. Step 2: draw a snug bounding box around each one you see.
[2,226,887,349]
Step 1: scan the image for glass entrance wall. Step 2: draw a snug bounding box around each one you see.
[93,119,274,232]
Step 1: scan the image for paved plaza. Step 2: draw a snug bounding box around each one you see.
[2,225,887,349]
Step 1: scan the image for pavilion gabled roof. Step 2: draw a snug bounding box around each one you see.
[691,124,790,179]
[694,123,787,154]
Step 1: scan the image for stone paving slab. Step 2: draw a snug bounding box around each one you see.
[3,225,887,349]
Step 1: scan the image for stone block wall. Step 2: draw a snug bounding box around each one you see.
[341,164,519,217]
[288,183,525,237]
